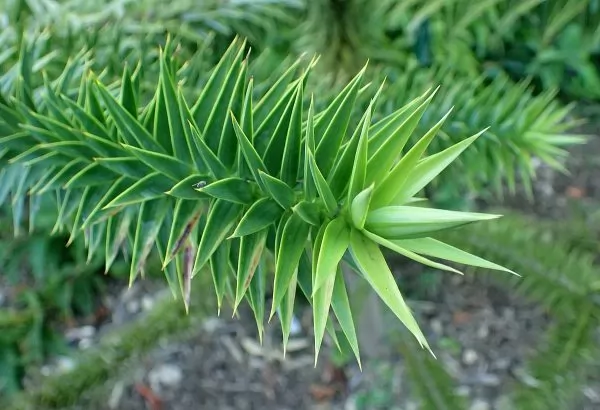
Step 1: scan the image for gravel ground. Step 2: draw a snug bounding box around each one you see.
[60,272,589,410]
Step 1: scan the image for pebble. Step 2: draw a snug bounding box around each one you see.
[502,308,515,321]
[344,397,357,410]
[512,366,540,387]
[442,354,461,378]
[478,373,501,387]
[462,349,478,366]
[455,386,471,397]
[404,402,419,410]
[141,295,154,311]
[126,299,140,314]
[290,314,302,335]
[56,356,76,374]
[108,381,125,409]
[202,317,223,333]
[469,399,490,410]
[583,386,600,403]
[494,396,513,410]
[430,318,443,335]
[78,338,94,350]
[477,324,489,339]
[65,325,96,342]
[148,363,183,391]
[493,357,511,371]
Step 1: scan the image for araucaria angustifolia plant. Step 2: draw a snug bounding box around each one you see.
[0,37,516,367]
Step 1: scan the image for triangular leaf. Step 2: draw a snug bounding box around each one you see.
[307,151,338,216]
[259,170,295,209]
[235,229,267,309]
[331,269,361,368]
[194,199,243,274]
[292,200,322,226]
[270,212,310,319]
[313,266,336,365]
[104,172,173,208]
[303,95,317,201]
[231,113,268,191]
[315,65,366,175]
[314,217,350,295]
[365,206,501,239]
[279,269,298,355]
[395,237,516,274]
[209,241,234,314]
[390,129,487,205]
[349,229,430,351]
[164,199,204,267]
[197,177,255,205]
[130,199,170,285]
[347,105,371,204]
[247,256,267,343]
[366,88,438,185]
[121,144,193,181]
[231,197,283,238]
[350,184,374,230]
[363,230,462,274]
[371,108,454,208]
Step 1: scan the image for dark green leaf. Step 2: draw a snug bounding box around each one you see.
[270,212,310,319]
[198,177,255,205]
[259,171,295,209]
[292,200,322,226]
[315,66,366,175]
[104,172,173,208]
[194,199,243,274]
[234,229,267,309]
[231,197,283,238]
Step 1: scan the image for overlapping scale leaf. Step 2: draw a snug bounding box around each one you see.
[0,37,518,369]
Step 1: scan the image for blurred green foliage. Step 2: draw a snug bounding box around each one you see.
[0,0,598,407]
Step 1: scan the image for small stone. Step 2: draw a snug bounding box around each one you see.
[583,386,600,403]
[141,295,154,311]
[344,397,358,410]
[513,366,540,387]
[477,324,489,339]
[453,311,472,325]
[493,358,511,371]
[455,386,471,397]
[126,299,140,314]
[148,363,183,391]
[65,325,95,342]
[430,318,443,335]
[502,308,515,321]
[450,276,463,285]
[290,315,302,335]
[469,399,490,410]
[56,356,76,373]
[441,354,461,378]
[108,381,125,409]
[404,402,419,410]
[462,349,478,366]
[478,373,501,387]
[202,317,222,333]
[494,396,513,410]
[78,338,94,350]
